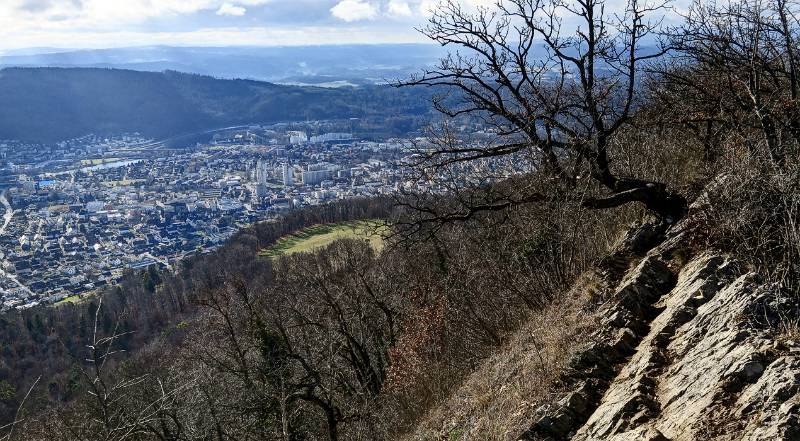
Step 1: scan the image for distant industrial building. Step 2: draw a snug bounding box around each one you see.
[310,133,352,143]
[302,171,332,186]
[287,131,308,144]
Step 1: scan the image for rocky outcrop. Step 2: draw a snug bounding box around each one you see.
[522,228,800,440]
[521,251,677,440]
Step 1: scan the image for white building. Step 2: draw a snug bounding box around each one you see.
[309,132,352,143]
[282,162,294,187]
[287,131,308,144]
[256,159,270,185]
[302,169,332,186]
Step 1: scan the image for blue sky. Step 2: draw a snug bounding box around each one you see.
[0,0,686,51]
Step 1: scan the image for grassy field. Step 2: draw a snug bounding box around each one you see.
[260,220,388,259]
[54,294,84,306]
[53,288,102,306]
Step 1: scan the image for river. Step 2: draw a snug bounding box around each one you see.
[44,159,143,177]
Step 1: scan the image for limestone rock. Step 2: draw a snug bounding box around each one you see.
[523,250,800,441]
[570,254,800,440]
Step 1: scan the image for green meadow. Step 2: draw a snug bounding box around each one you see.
[259,220,388,259]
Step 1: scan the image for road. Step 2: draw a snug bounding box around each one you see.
[0,267,34,298]
[133,124,256,150]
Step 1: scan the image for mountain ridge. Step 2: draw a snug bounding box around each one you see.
[0,67,432,143]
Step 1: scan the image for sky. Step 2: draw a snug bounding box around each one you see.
[0,0,494,51]
[0,0,687,53]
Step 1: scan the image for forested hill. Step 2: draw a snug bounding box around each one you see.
[0,67,433,143]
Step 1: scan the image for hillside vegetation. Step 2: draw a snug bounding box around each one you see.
[0,68,433,143]
[1,0,800,439]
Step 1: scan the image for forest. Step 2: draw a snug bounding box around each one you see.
[1,0,800,439]
[0,68,434,143]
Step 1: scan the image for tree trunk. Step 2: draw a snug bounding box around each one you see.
[587,145,688,220]
[583,178,688,222]
[325,408,339,441]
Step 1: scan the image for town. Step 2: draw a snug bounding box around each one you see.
[0,121,423,310]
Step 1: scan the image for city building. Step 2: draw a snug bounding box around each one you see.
[282,162,294,187]
[310,133,352,143]
[256,159,270,185]
[287,131,308,144]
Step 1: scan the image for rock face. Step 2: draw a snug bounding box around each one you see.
[523,235,800,440]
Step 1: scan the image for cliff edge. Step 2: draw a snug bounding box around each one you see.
[525,217,800,440]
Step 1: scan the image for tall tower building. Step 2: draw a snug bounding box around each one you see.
[282,162,294,187]
[256,160,270,185]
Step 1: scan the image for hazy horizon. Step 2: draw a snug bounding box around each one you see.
[0,43,449,85]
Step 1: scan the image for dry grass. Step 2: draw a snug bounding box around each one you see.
[778,318,800,343]
[405,271,605,440]
[694,151,800,339]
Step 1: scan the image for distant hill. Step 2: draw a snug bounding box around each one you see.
[0,45,448,85]
[0,67,434,143]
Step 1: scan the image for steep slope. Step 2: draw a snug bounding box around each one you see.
[410,203,800,440]
[567,253,799,440]
[525,213,800,440]
[407,221,670,439]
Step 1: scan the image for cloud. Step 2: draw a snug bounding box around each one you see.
[2,0,590,50]
[330,0,378,22]
[4,0,274,27]
[387,0,412,17]
[17,0,66,13]
[0,25,428,51]
[418,0,439,17]
[216,3,246,16]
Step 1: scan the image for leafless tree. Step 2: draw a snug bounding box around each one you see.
[396,0,686,237]
[654,0,800,165]
[56,298,190,441]
[267,241,399,440]
[0,377,40,441]
[183,241,399,440]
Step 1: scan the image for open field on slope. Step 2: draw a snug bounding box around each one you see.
[259,220,387,259]
[54,293,92,306]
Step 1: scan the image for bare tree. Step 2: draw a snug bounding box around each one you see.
[183,241,398,441]
[0,377,40,441]
[397,0,686,236]
[654,0,800,165]
[57,299,189,441]
[267,241,399,440]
